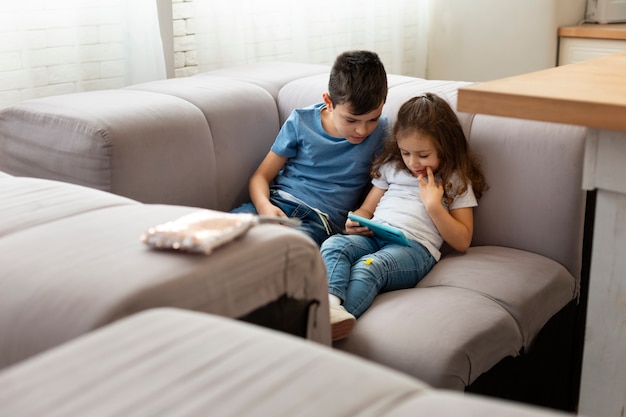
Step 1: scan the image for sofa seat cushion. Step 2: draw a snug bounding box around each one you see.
[0,175,330,368]
[0,308,429,417]
[420,246,577,346]
[0,308,578,417]
[0,175,137,236]
[335,245,577,390]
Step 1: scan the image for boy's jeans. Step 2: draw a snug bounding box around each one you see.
[231,190,342,246]
[321,234,435,318]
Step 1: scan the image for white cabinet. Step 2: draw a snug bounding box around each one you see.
[558,24,626,65]
[559,37,626,64]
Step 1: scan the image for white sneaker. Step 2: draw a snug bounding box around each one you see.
[330,304,356,341]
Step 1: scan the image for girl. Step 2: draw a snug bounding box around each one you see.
[321,93,488,341]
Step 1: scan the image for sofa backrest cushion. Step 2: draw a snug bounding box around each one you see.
[469,114,587,279]
[201,61,330,100]
[0,89,218,207]
[277,74,474,136]
[128,76,281,211]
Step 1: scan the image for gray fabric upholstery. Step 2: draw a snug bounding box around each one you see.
[196,61,330,99]
[0,62,587,391]
[125,76,283,211]
[0,308,579,417]
[469,115,586,279]
[0,175,330,368]
[0,90,215,207]
[334,246,577,389]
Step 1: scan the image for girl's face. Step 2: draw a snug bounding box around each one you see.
[397,131,440,177]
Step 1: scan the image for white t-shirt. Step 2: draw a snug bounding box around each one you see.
[371,162,478,261]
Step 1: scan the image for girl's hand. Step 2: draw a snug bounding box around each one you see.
[418,167,444,212]
[344,211,374,236]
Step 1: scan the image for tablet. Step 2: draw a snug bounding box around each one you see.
[347,213,410,246]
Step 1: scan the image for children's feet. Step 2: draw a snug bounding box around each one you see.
[330,304,356,341]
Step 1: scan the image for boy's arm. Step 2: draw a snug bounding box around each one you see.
[249,151,288,217]
[345,186,385,235]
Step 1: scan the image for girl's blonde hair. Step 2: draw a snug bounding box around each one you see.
[371,93,487,205]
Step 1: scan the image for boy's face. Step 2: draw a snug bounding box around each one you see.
[322,93,384,144]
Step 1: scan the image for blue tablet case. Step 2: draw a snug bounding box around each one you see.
[347,213,410,246]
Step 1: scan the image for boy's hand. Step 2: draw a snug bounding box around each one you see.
[345,212,374,236]
[258,203,288,219]
[418,167,444,212]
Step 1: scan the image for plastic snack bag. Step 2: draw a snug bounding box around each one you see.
[140,210,301,255]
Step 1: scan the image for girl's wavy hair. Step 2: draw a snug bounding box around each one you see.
[371,93,487,205]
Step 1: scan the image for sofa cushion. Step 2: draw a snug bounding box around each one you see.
[0,175,136,237]
[334,246,576,390]
[277,74,474,137]
[334,280,522,390]
[201,61,331,99]
[0,176,330,368]
[469,115,586,281]
[420,246,577,346]
[126,76,282,211]
[0,308,428,416]
[0,90,216,207]
[0,308,578,417]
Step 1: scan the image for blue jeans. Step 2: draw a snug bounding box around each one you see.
[231,190,343,246]
[321,234,436,318]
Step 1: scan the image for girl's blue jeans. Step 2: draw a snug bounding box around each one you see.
[231,190,342,246]
[321,234,436,318]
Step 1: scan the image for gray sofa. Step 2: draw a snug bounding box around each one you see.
[0,308,581,417]
[0,170,331,366]
[0,62,587,410]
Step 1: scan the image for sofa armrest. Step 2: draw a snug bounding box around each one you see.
[0,175,330,369]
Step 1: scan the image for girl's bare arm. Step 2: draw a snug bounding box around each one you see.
[419,167,474,252]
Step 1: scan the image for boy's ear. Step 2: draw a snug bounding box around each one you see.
[322,92,333,109]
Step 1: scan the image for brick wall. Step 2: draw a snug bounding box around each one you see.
[172,0,198,77]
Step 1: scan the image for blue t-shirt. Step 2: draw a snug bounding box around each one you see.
[271,103,388,226]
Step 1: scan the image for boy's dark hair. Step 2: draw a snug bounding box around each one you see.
[328,50,388,115]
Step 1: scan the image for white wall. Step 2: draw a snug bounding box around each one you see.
[426,0,587,81]
[0,1,590,107]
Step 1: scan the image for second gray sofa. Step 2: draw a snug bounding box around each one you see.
[0,307,582,417]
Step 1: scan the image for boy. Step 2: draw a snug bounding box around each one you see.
[232,50,389,245]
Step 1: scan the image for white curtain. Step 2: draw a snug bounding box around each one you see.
[192,0,430,77]
[0,0,165,107]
